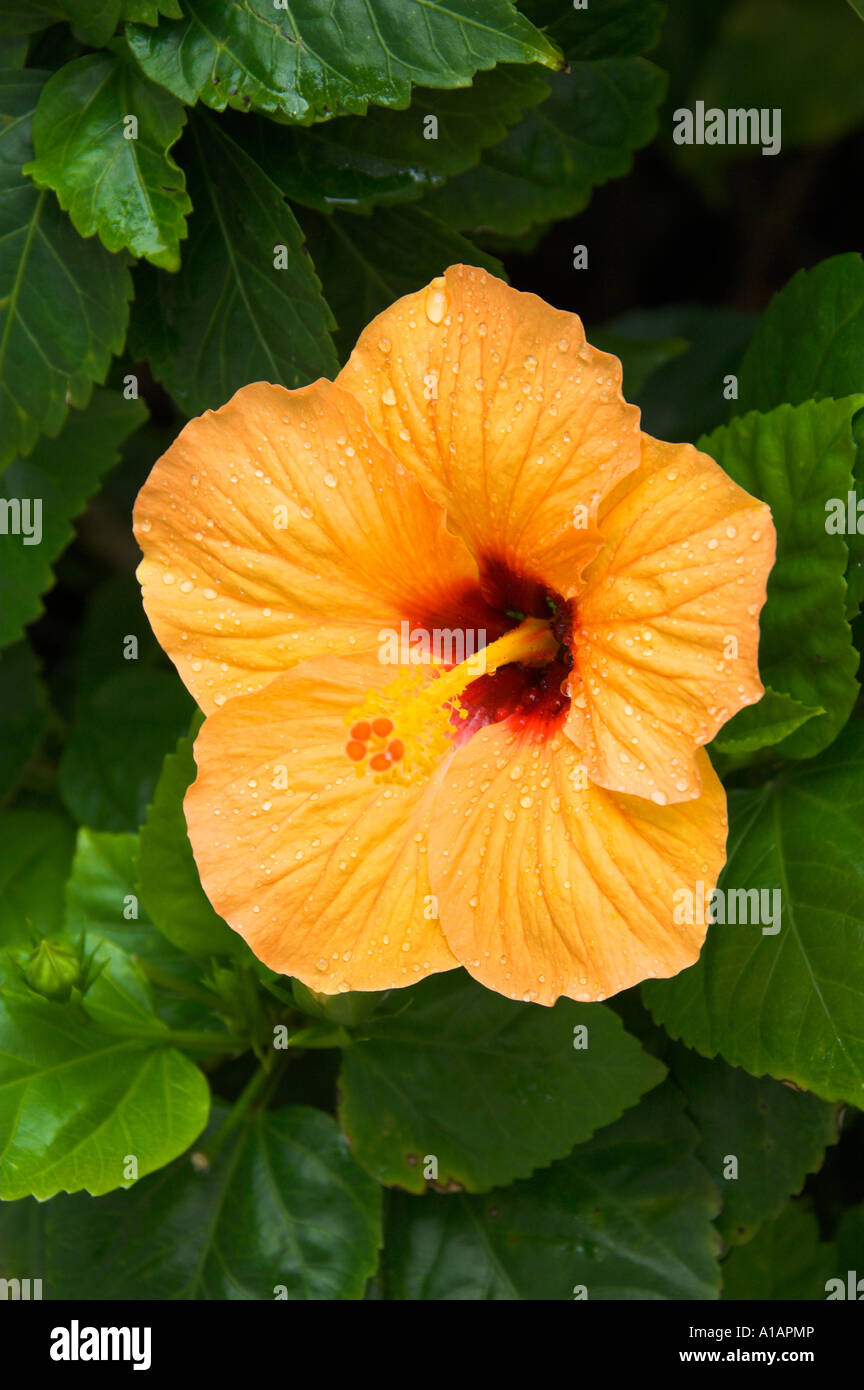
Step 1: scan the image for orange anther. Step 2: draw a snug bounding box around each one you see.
[369,751,391,772]
[387,739,404,762]
[346,740,367,761]
[372,716,394,738]
[351,720,371,741]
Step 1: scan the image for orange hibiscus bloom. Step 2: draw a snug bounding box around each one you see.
[134,266,775,1005]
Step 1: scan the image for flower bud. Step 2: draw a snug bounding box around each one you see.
[24,938,83,1002]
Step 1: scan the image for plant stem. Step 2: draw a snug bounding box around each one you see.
[196,1059,281,1165]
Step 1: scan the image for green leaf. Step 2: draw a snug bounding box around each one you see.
[424,59,665,237]
[64,830,223,1032]
[0,1102,380,1297]
[381,1083,720,1299]
[300,205,505,360]
[669,1045,839,1248]
[0,389,145,647]
[65,829,155,951]
[644,719,864,1108]
[721,1202,836,1300]
[738,254,864,413]
[78,935,165,1033]
[125,0,561,121]
[737,256,864,622]
[700,399,862,759]
[121,0,182,22]
[231,64,549,214]
[59,573,162,709]
[130,112,337,416]
[710,686,822,758]
[59,668,193,832]
[520,0,667,60]
[0,988,209,1200]
[24,47,191,270]
[0,808,75,949]
[0,641,49,802]
[0,4,120,48]
[137,728,249,961]
[0,71,132,471]
[338,972,665,1193]
[65,828,191,966]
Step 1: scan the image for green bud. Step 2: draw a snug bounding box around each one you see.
[24,938,83,1002]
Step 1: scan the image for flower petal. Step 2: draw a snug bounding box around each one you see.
[134,379,479,713]
[337,264,641,600]
[427,720,727,1005]
[185,652,458,992]
[567,434,775,803]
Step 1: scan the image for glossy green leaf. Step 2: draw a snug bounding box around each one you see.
[670,1045,839,1247]
[0,1103,380,1298]
[130,113,337,416]
[300,205,504,359]
[0,390,145,646]
[125,0,561,120]
[425,59,665,237]
[644,720,864,1107]
[0,71,132,471]
[0,641,48,802]
[710,686,822,758]
[24,47,191,269]
[59,668,192,832]
[137,728,249,961]
[339,972,665,1193]
[0,808,75,949]
[738,254,864,413]
[381,1083,720,1299]
[232,64,549,214]
[700,399,862,758]
[721,1202,836,1300]
[0,987,209,1200]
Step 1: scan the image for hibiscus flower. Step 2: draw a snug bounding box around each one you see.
[134,266,774,1005]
